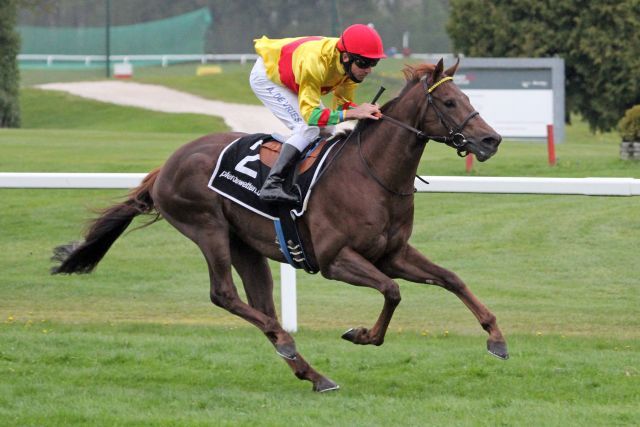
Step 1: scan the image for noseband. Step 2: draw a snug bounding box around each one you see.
[379,75,479,157]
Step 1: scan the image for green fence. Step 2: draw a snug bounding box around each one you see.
[19,7,212,56]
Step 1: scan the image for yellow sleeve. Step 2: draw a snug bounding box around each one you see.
[332,81,358,109]
[296,60,344,127]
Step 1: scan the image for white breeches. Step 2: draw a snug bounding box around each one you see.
[249,57,335,151]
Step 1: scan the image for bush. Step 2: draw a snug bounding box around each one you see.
[618,105,640,142]
[0,0,20,128]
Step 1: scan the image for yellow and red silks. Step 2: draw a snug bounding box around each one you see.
[254,35,358,127]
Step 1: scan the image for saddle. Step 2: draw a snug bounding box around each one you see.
[260,136,330,176]
[208,133,341,273]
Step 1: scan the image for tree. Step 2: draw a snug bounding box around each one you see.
[447,0,640,133]
[0,0,21,127]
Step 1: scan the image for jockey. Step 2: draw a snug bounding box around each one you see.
[250,24,386,203]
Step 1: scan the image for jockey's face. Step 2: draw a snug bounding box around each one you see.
[342,52,374,81]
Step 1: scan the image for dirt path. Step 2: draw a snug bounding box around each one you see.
[37,80,290,134]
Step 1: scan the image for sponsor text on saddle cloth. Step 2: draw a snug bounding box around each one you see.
[208,133,339,272]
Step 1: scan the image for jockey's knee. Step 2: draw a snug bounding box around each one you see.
[300,125,320,141]
[286,126,319,151]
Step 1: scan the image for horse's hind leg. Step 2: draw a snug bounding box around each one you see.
[383,244,508,360]
[200,237,289,353]
[230,239,339,392]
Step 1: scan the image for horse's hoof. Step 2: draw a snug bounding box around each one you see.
[342,327,370,343]
[487,340,509,360]
[341,328,357,342]
[313,377,340,393]
[275,342,297,360]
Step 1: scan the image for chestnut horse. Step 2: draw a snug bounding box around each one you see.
[52,59,508,392]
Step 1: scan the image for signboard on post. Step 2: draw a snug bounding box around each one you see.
[113,62,133,78]
[454,58,565,142]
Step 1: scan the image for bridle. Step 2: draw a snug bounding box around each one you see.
[377,75,479,157]
[356,73,479,196]
[320,72,481,197]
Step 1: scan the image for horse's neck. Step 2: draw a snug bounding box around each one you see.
[358,101,426,193]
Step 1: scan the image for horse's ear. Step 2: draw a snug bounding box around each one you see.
[430,58,444,83]
[445,57,460,76]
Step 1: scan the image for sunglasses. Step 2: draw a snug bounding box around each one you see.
[351,55,379,69]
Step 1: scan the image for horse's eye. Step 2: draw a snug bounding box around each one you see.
[444,100,456,108]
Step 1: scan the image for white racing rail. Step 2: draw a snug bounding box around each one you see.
[414,176,640,196]
[3,172,639,332]
[2,173,640,196]
[18,53,260,67]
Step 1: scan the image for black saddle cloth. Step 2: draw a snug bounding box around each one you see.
[208,133,339,220]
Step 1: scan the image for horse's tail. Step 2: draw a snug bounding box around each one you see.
[51,168,162,275]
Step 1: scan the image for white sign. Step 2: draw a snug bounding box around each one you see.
[451,58,565,141]
[465,89,553,138]
[113,63,133,78]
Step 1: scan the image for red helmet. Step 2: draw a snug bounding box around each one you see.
[337,24,386,59]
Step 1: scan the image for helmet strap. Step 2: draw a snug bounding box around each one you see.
[341,54,363,84]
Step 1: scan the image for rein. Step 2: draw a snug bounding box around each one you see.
[356,131,415,196]
[356,74,479,197]
[318,72,480,197]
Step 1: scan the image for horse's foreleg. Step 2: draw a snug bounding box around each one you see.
[230,239,339,392]
[323,247,401,346]
[382,244,508,359]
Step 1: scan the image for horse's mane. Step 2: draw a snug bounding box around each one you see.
[333,63,437,139]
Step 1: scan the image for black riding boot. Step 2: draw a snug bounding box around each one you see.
[259,143,302,203]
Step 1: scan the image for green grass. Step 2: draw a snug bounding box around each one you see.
[19,67,107,87]
[1,188,639,337]
[20,88,228,134]
[1,322,637,426]
[2,66,639,425]
[1,187,639,425]
[0,129,198,172]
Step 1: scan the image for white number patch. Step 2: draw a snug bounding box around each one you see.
[234,140,263,179]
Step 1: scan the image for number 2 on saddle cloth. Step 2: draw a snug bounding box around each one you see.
[208,133,340,273]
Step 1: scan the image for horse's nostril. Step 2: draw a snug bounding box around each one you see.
[483,134,502,146]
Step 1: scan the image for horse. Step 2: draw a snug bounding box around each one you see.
[52,59,508,392]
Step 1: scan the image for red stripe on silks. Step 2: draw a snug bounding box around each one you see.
[278,36,323,93]
[317,109,331,127]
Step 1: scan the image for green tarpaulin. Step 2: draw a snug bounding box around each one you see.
[19,7,212,55]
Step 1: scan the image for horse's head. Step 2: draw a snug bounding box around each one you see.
[401,59,502,161]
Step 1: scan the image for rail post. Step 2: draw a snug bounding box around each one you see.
[465,154,474,173]
[547,124,556,166]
